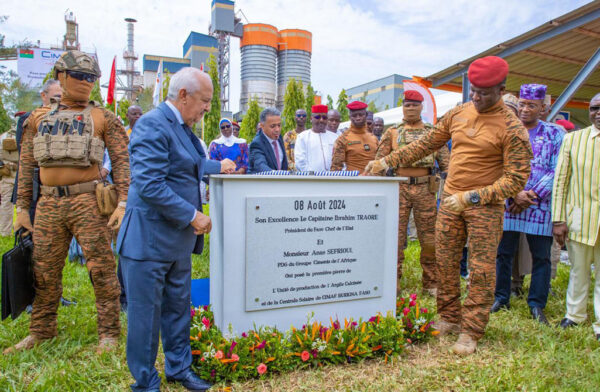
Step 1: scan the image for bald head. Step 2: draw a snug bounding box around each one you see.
[327,109,340,133]
[589,92,600,129]
[373,117,384,138]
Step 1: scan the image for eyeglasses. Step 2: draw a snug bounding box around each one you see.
[66,70,97,83]
[220,124,231,130]
[590,106,600,111]
[313,115,327,120]
[296,114,307,118]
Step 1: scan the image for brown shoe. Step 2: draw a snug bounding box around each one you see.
[3,335,43,354]
[435,319,460,336]
[96,337,119,354]
[451,333,477,355]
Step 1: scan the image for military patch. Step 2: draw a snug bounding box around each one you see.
[347,141,361,146]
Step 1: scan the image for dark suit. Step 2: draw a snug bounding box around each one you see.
[248,130,289,173]
[116,102,220,391]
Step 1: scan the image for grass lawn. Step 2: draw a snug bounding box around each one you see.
[1,236,599,391]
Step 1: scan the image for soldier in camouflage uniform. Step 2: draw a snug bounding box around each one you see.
[282,109,307,171]
[375,90,449,297]
[4,51,130,355]
[366,56,532,355]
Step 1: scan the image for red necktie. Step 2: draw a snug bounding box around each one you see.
[272,140,281,169]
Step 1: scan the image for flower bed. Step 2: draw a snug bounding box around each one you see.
[190,294,438,382]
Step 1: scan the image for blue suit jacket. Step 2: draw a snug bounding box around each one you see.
[116,102,221,261]
[248,131,288,173]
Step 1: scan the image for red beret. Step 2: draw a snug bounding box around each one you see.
[555,119,575,131]
[467,56,509,88]
[231,121,240,127]
[14,111,27,117]
[404,90,424,102]
[311,104,328,114]
[346,101,368,110]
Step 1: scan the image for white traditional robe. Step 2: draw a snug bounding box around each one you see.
[294,129,339,172]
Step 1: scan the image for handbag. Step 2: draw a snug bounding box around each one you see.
[1,229,35,320]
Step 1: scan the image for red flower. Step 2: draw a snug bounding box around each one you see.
[403,307,410,316]
[201,316,211,330]
[301,350,310,362]
[409,300,416,307]
[200,357,205,362]
[332,320,340,330]
[203,305,209,311]
[368,316,378,323]
[410,293,417,300]
[231,353,240,362]
[190,308,196,318]
[215,350,223,359]
[256,340,266,350]
[422,308,428,313]
[241,332,248,338]
[311,349,318,358]
[257,363,267,375]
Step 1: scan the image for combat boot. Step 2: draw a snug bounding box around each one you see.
[96,337,119,354]
[3,335,44,354]
[435,319,460,336]
[451,333,477,355]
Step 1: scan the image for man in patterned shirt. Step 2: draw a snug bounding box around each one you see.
[282,109,307,171]
[492,84,564,325]
[365,56,532,355]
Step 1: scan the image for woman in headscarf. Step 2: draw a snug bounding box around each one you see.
[209,118,249,174]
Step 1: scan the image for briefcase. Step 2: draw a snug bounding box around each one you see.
[1,230,35,320]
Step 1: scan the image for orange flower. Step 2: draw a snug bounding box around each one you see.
[257,363,267,375]
[301,350,310,362]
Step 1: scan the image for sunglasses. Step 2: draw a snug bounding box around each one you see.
[220,124,231,130]
[590,106,600,112]
[313,115,327,120]
[296,114,307,118]
[66,70,97,83]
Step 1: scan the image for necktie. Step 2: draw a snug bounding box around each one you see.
[272,140,281,170]
[183,124,205,158]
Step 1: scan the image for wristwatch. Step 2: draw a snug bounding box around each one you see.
[469,192,481,205]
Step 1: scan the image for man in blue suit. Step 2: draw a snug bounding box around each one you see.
[117,67,235,392]
[248,108,289,173]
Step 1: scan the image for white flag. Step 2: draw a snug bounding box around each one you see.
[152,59,163,107]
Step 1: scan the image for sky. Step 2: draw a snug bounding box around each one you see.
[1,0,592,113]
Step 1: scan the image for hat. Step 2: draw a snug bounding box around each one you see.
[467,56,509,88]
[14,111,27,117]
[311,104,328,114]
[346,101,368,110]
[232,121,240,127]
[555,119,575,131]
[404,90,424,102]
[520,84,547,100]
[502,93,519,112]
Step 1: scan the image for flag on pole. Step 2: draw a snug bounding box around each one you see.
[107,56,117,107]
[153,59,163,107]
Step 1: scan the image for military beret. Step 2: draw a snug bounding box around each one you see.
[346,101,368,110]
[231,121,240,127]
[555,119,575,131]
[311,104,328,114]
[404,90,424,102]
[467,56,509,88]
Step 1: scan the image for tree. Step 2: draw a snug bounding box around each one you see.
[161,69,171,106]
[304,83,316,129]
[396,95,403,107]
[0,95,10,133]
[239,96,261,142]
[367,100,380,113]
[136,86,154,113]
[105,98,131,124]
[203,54,221,142]
[281,78,305,133]
[336,89,349,121]
[327,94,334,109]
[90,80,104,105]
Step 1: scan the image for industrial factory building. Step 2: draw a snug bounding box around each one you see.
[347,74,411,110]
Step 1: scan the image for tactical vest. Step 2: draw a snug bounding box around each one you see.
[33,102,105,168]
[391,123,435,168]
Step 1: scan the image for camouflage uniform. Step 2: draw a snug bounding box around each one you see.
[330,125,378,173]
[17,54,130,341]
[283,129,298,171]
[376,121,450,292]
[382,101,532,340]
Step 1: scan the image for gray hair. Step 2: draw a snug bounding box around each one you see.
[40,79,60,94]
[259,107,281,123]
[166,67,204,100]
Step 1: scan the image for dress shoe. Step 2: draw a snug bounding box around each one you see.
[3,335,44,355]
[167,369,212,391]
[530,307,549,325]
[435,319,460,336]
[490,300,510,313]
[451,333,477,355]
[559,318,578,329]
[96,337,119,354]
[60,297,77,306]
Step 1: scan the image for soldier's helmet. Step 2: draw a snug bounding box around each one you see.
[53,50,101,77]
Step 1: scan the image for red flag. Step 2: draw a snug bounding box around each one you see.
[107,56,117,105]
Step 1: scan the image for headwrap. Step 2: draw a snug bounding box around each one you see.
[214,118,246,147]
[519,84,547,100]
[467,56,509,87]
[502,93,519,113]
[219,118,232,128]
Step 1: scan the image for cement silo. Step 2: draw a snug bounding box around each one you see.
[239,23,279,112]
[277,29,312,110]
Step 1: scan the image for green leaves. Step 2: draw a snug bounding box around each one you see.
[281,78,305,133]
[203,54,221,141]
[239,97,261,143]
